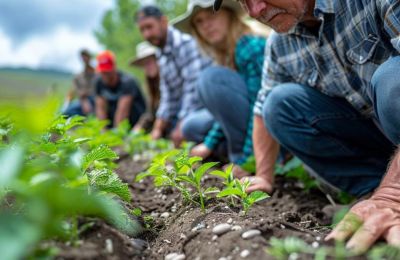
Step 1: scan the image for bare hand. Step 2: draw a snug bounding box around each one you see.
[81,99,93,115]
[241,176,273,194]
[190,143,212,159]
[325,187,400,254]
[151,128,163,140]
[171,126,184,148]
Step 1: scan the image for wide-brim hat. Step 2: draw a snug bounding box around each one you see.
[129,41,158,67]
[173,0,244,34]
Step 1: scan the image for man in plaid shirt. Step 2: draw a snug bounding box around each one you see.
[215,0,400,253]
[136,5,211,146]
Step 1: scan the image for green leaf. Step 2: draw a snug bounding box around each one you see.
[82,145,118,172]
[194,162,218,184]
[176,175,196,186]
[247,191,269,204]
[217,187,243,198]
[0,145,24,191]
[204,187,220,195]
[87,169,131,202]
[209,170,228,179]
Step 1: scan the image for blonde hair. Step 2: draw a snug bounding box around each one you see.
[191,7,252,69]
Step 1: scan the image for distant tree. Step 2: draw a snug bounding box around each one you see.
[94,0,188,82]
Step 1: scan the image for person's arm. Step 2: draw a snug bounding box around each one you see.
[114,95,133,127]
[95,96,108,121]
[151,118,169,139]
[326,148,400,253]
[245,115,279,194]
[191,122,225,159]
[152,75,173,139]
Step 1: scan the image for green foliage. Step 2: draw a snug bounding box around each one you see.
[0,99,139,259]
[136,150,218,212]
[266,237,312,260]
[276,157,318,192]
[368,244,400,260]
[124,131,173,156]
[217,178,269,214]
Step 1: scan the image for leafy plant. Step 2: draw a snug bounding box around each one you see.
[276,157,318,192]
[136,150,219,213]
[217,178,269,214]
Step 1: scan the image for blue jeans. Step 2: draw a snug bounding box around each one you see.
[263,57,400,196]
[63,96,95,117]
[182,66,250,162]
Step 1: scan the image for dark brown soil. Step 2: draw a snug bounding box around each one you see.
[55,154,368,260]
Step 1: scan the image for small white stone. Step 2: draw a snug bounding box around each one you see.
[212,235,218,241]
[312,241,319,248]
[180,233,187,240]
[239,211,246,217]
[227,218,233,224]
[231,225,242,231]
[316,236,321,241]
[174,254,186,260]
[163,239,171,244]
[161,212,170,218]
[212,224,232,235]
[105,239,113,254]
[161,195,167,200]
[218,258,228,260]
[241,229,261,239]
[288,253,299,260]
[165,253,178,260]
[280,224,286,229]
[240,250,250,258]
[151,212,159,218]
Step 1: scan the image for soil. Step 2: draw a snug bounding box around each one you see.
[55,153,369,260]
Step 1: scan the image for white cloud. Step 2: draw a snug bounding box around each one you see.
[0,26,103,73]
[0,0,114,73]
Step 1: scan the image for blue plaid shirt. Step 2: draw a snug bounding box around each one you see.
[254,0,400,117]
[156,27,212,121]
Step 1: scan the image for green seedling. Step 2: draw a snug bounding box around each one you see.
[217,178,269,214]
[276,157,318,192]
[136,150,219,213]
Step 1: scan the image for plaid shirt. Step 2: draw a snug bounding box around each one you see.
[156,26,212,121]
[254,0,400,117]
[204,35,266,165]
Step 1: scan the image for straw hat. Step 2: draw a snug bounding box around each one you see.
[129,41,157,66]
[173,0,244,34]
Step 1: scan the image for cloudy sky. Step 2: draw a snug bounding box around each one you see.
[0,0,115,73]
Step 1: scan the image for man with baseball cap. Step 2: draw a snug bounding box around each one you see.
[135,5,212,147]
[214,0,400,253]
[95,50,146,128]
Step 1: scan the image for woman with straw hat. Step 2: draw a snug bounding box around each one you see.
[175,0,267,177]
[130,41,160,132]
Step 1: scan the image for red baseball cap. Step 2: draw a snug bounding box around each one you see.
[96,50,116,72]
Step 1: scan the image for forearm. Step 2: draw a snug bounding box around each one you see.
[372,147,400,203]
[95,98,107,120]
[114,108,129,126]
[153,118,169,133]
[253,115,280,183]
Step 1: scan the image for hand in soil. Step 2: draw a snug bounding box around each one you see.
[325,187,400,254]
[190,143,212,159]
[151,128,162,140]
[170,126,184,148]
[241,176,273,194]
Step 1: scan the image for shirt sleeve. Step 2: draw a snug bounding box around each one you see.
[377,0,400,53]
[155,76,173,120]
[253,32,293,116]
[178,40,210,119]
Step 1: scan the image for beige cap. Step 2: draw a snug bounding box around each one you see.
[129,41,157,66]
[173,0,244,34]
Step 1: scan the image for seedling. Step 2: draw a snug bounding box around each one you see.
[136,151,219,213]
[217,178,269,214]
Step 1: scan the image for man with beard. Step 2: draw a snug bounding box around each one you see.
[214,0,400,253]
[135,5,212,147]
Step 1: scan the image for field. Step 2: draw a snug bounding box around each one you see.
[0,67,72,100]
[1,104,399,260]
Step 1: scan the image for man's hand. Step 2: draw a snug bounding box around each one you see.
[151,128,163,140]
[81,99,93,115]
[325,187,400,254]
[190,143,212,159]
[171,125,184,148]
[241,176,274,194]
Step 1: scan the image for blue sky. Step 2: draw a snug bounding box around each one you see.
[0,0,114,73]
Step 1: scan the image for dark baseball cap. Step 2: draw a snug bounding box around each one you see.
[135,5,164,22]
[214,0,223,11]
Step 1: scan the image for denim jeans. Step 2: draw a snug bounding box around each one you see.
[62,96,95,117]
[181,66,250,163]
[262,57,400,196]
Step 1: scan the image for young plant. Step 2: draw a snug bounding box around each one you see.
[136,150,219,213]
[217,178,269,214]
